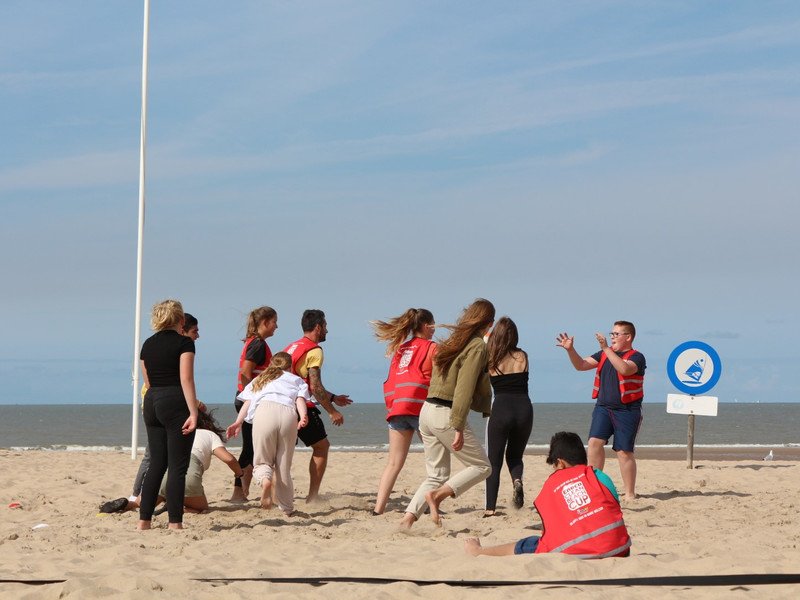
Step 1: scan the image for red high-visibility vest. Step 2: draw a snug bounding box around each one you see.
[534,465,631,558]
[592,349,644,404]
[383,338,435,420]
[237,337,272,393]
[283,337,321,407]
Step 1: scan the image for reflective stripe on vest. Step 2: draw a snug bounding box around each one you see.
[548,519,628,553]
[592,349,644,404]
[283,337,321,407]
[237,337,272,392]
[383,338,435,420]
[534,465,631,558]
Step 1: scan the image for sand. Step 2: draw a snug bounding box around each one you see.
[2,448,799,599]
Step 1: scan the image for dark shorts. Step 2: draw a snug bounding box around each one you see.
[297,406,327,447]
[514,535,540,554]
[589,405,642,452]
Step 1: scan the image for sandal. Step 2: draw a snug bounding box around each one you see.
[99,497,129,514]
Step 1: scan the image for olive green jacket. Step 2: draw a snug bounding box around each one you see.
[427,335,491,430]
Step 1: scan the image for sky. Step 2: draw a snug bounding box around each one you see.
[1,1,799,406]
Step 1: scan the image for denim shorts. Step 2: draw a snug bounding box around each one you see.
[588,405,643,452]
[514,535,541,554]
[388,414,419,432]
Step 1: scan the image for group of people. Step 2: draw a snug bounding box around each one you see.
[120,296,645,559]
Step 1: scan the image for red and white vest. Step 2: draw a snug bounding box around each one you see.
[237,337,272,393]
[383,338,435,420]
[592,349,644,404]
[534,465,631,558]
[283,336,321,407]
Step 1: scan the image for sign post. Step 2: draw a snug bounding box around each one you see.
[666,341,723,469]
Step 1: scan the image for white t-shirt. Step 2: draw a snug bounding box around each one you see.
[237,370,310,423]
[192,429,225,472]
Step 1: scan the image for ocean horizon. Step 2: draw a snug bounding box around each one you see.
[1,402,797,451]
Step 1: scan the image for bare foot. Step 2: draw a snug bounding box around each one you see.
[260,479,273,510]
[136,520,151,531]
[229,486,248,503]
[623,493,638,503]
[242,465,253,498]
[424,489,445,526]
[464,537,483,556]
[398,512,416,530]
[167,522,184,530]
[482,510,496,518]
[283,510,294,517]
[305,493,320,504]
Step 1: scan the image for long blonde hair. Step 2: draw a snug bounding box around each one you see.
[250,352,292,393]
[243,306,276,342]
[150,299,184,331]
[371,308,434,356]
[434,298,495,377]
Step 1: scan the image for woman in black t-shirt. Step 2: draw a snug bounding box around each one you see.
[138,299,199,530]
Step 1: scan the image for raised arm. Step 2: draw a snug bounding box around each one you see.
[556,333,598,371]
[594,333,638,375]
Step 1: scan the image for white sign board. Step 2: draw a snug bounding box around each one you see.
[666,394,719,417]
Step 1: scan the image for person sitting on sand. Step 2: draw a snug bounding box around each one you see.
[100,408,243,515]
[464,431,631,559]
[227,352,309,516]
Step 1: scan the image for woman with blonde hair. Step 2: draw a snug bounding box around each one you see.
[400,298,495,529]
[227,352,309,516]
[138,299,199,530]
[231,306,278,501]
[371,308,436,515]
[484,316,533,516]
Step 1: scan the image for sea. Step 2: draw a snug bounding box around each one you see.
[0,402,797,452]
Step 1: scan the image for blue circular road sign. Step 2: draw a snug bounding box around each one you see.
[667,341,722,395]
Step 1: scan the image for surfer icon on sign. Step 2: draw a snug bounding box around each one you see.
[683,358,705,384]
[667,341,722,396]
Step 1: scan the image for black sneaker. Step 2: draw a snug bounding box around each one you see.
[99,497,129,514]
[512,479,524,509]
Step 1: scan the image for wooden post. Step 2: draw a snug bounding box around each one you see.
[687,413,696,469]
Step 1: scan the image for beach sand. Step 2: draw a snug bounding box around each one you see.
[2,449,799,599]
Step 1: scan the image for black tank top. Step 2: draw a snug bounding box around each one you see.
[489,371,529,395]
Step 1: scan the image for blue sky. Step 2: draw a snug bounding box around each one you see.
[1,1,798,405]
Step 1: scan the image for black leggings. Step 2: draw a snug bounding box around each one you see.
[233,398,253,487]
[140,386,195,523]
[485,394,533,510]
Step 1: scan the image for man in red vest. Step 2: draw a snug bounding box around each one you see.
[556,321,645,501]
[283,309,353,502]
[464,432,631,558]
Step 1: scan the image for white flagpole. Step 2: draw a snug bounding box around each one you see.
[131,0,151,460]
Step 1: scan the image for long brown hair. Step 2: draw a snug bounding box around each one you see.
[487,316,523,372]
[250,352,292,393]
[196,407,226,440]
[243,306,276,342]
[434,298,495,377]
[371,308,434,356]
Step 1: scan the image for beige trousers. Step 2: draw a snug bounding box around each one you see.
[252,400,298,513]
[405,402,491,519]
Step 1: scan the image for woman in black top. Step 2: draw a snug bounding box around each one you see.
[138,299,199,530]
[484,316,533,516]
